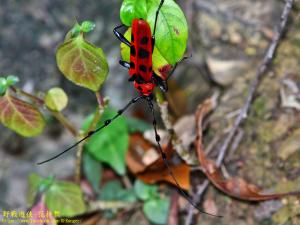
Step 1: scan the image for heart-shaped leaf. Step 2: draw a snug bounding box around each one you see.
[0,93,45,137]
[44,87,68,111]
[147,0,188,65]
[143,198,170,225]
[45,181,86,217]
[120,0,147,26]
[56,35,109,91]
[83,108,129,175]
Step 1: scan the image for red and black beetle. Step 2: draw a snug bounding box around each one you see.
[113,0,168,96]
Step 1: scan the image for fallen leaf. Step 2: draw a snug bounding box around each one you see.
[195,98,300,201]
[138,164,190,190]
[126,134,190,190]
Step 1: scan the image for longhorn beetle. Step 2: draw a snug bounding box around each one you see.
[38,0,220,218]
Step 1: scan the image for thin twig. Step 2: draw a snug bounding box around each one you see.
[168,191,180,225]
[185,1,294,224]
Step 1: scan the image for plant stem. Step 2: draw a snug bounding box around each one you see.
[74,91,106,183]
[50,110,78,137]
[75,141,84,184]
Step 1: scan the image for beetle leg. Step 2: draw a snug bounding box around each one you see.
[119,60,130,69]
[113,24,131,47]
[152,73,168,92]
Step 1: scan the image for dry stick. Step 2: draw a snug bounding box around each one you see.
[185,1,294,224]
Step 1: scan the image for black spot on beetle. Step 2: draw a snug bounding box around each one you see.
[131,34,134,42]
[137,86,143,91]
[128,74,136,82]
[135,76,145,84]
[130,62,135,69]
[139,65,147,72]
[131,45,136,56]
[148,66,152,72]
[140,37,149,45]
[138,48,149,58]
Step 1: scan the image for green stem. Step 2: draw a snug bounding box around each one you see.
[75,142,84,184]
[75,91,107,183]
[50,110,78,137]
[86,92,105,134]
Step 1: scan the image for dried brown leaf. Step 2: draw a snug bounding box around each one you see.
[126,134,190,190]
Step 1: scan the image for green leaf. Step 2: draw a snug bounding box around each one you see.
[120,28,170,77]
[81,21,96,33]
[56,35,109,91]
[44,87,68,111]
[83,151,102,193]
[27,173,43,206]
[134,179,158,201]
[45,181,86,217]
[120,0,147,26]
[83,108,129,175]
[6,75,20,86]
[143,198,170,225]
[0,77,7,95]
[0,75,20,96]
[99,180,137,203]
[0,93,45,137]
[147,0,188,65]
[126,117,151,133]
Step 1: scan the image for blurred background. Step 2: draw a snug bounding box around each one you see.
[1,0,300,224]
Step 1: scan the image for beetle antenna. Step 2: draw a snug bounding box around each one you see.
[152,0,165,38]
[37,95,143,165]
[166,54,192,81]
[145,97,222,218]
